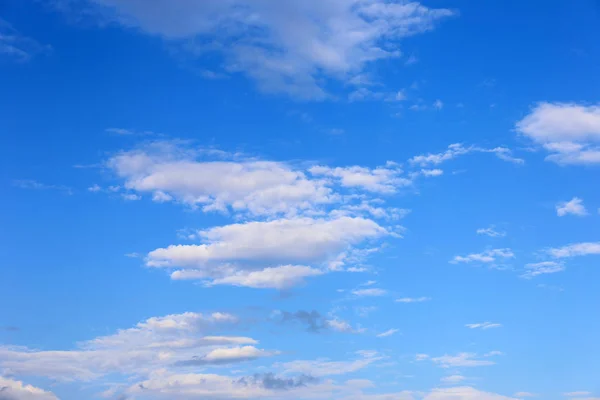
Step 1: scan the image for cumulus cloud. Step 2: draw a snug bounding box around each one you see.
[515,102,600,165]
[70,0,454,99]
[0,376,58,400]
[520,261,565,279]
[107,141,336,216]
[556,197,588,217]
[451,248,514,264]
[547,242,600,258]
[150,216,387,288]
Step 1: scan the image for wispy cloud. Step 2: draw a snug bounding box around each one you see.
[465,322,502,330]
[556,197,588,217]
[13,180,73,195]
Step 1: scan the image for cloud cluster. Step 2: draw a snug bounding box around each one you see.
[516,102,600,165]
[0,312,273,382]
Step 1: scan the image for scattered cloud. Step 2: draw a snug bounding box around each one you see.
[516,102,600,165]
[476,226,506,238]
[556,197,588,217]
[520,261,565,279]
[465,322,502,330]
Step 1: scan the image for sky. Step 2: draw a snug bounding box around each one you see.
[1,0,600,399]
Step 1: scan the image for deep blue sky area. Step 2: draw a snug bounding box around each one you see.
[1,1,599,399]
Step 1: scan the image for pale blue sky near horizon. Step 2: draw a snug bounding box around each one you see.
[1,1,600,399]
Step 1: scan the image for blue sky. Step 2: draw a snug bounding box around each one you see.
[1,1,600,399]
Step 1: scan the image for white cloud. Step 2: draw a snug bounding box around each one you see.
[476,226,506,238]
[465,322,502,330]
[556,197,588,217]
[309,163,410,193]
[351,288,387,297]
[564,392,592,397]
[420,168,444,177]
[423,387,516,400]
[429,352,499,368]
[0,312,268,382]
[282,351,381,377]
[440,375,466,384]
[121,193,141,201]
[13,180,73,195]
[515,102,600,165]
[107,141,335,216]
[451,248,514,264]
[376,328,399,338]
[79,0,454,99]
[395,297,431,303]
[0,376,58,400]
[547,242,600,258]
[88,184,102,192]
[325,317,365,334]
[409,143,523,167]
[202,265,324,289]
[514,392,537,398]
[433,99,443,109]
[149,216,387,288]
[520,261,565,279]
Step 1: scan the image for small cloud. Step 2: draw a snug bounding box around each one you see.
[394,90,407,101]
[514,392,537,398]
[376,328,399,338]
[352,288,387,297]
[396,297,431,303]
[556,197,588,217]
[476,226,506,238]
[106,128,135,135]
[415,353,430,361]
[13,179,72,195]
[125,252,141,258]
[441,375,466,383]
[433,99,444,110]
[465,322,502,330]
[121,193,141,201]
[405,55,418,65]
[328,128,345,135]
[88,184,102,192]
[520,261,565,279]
